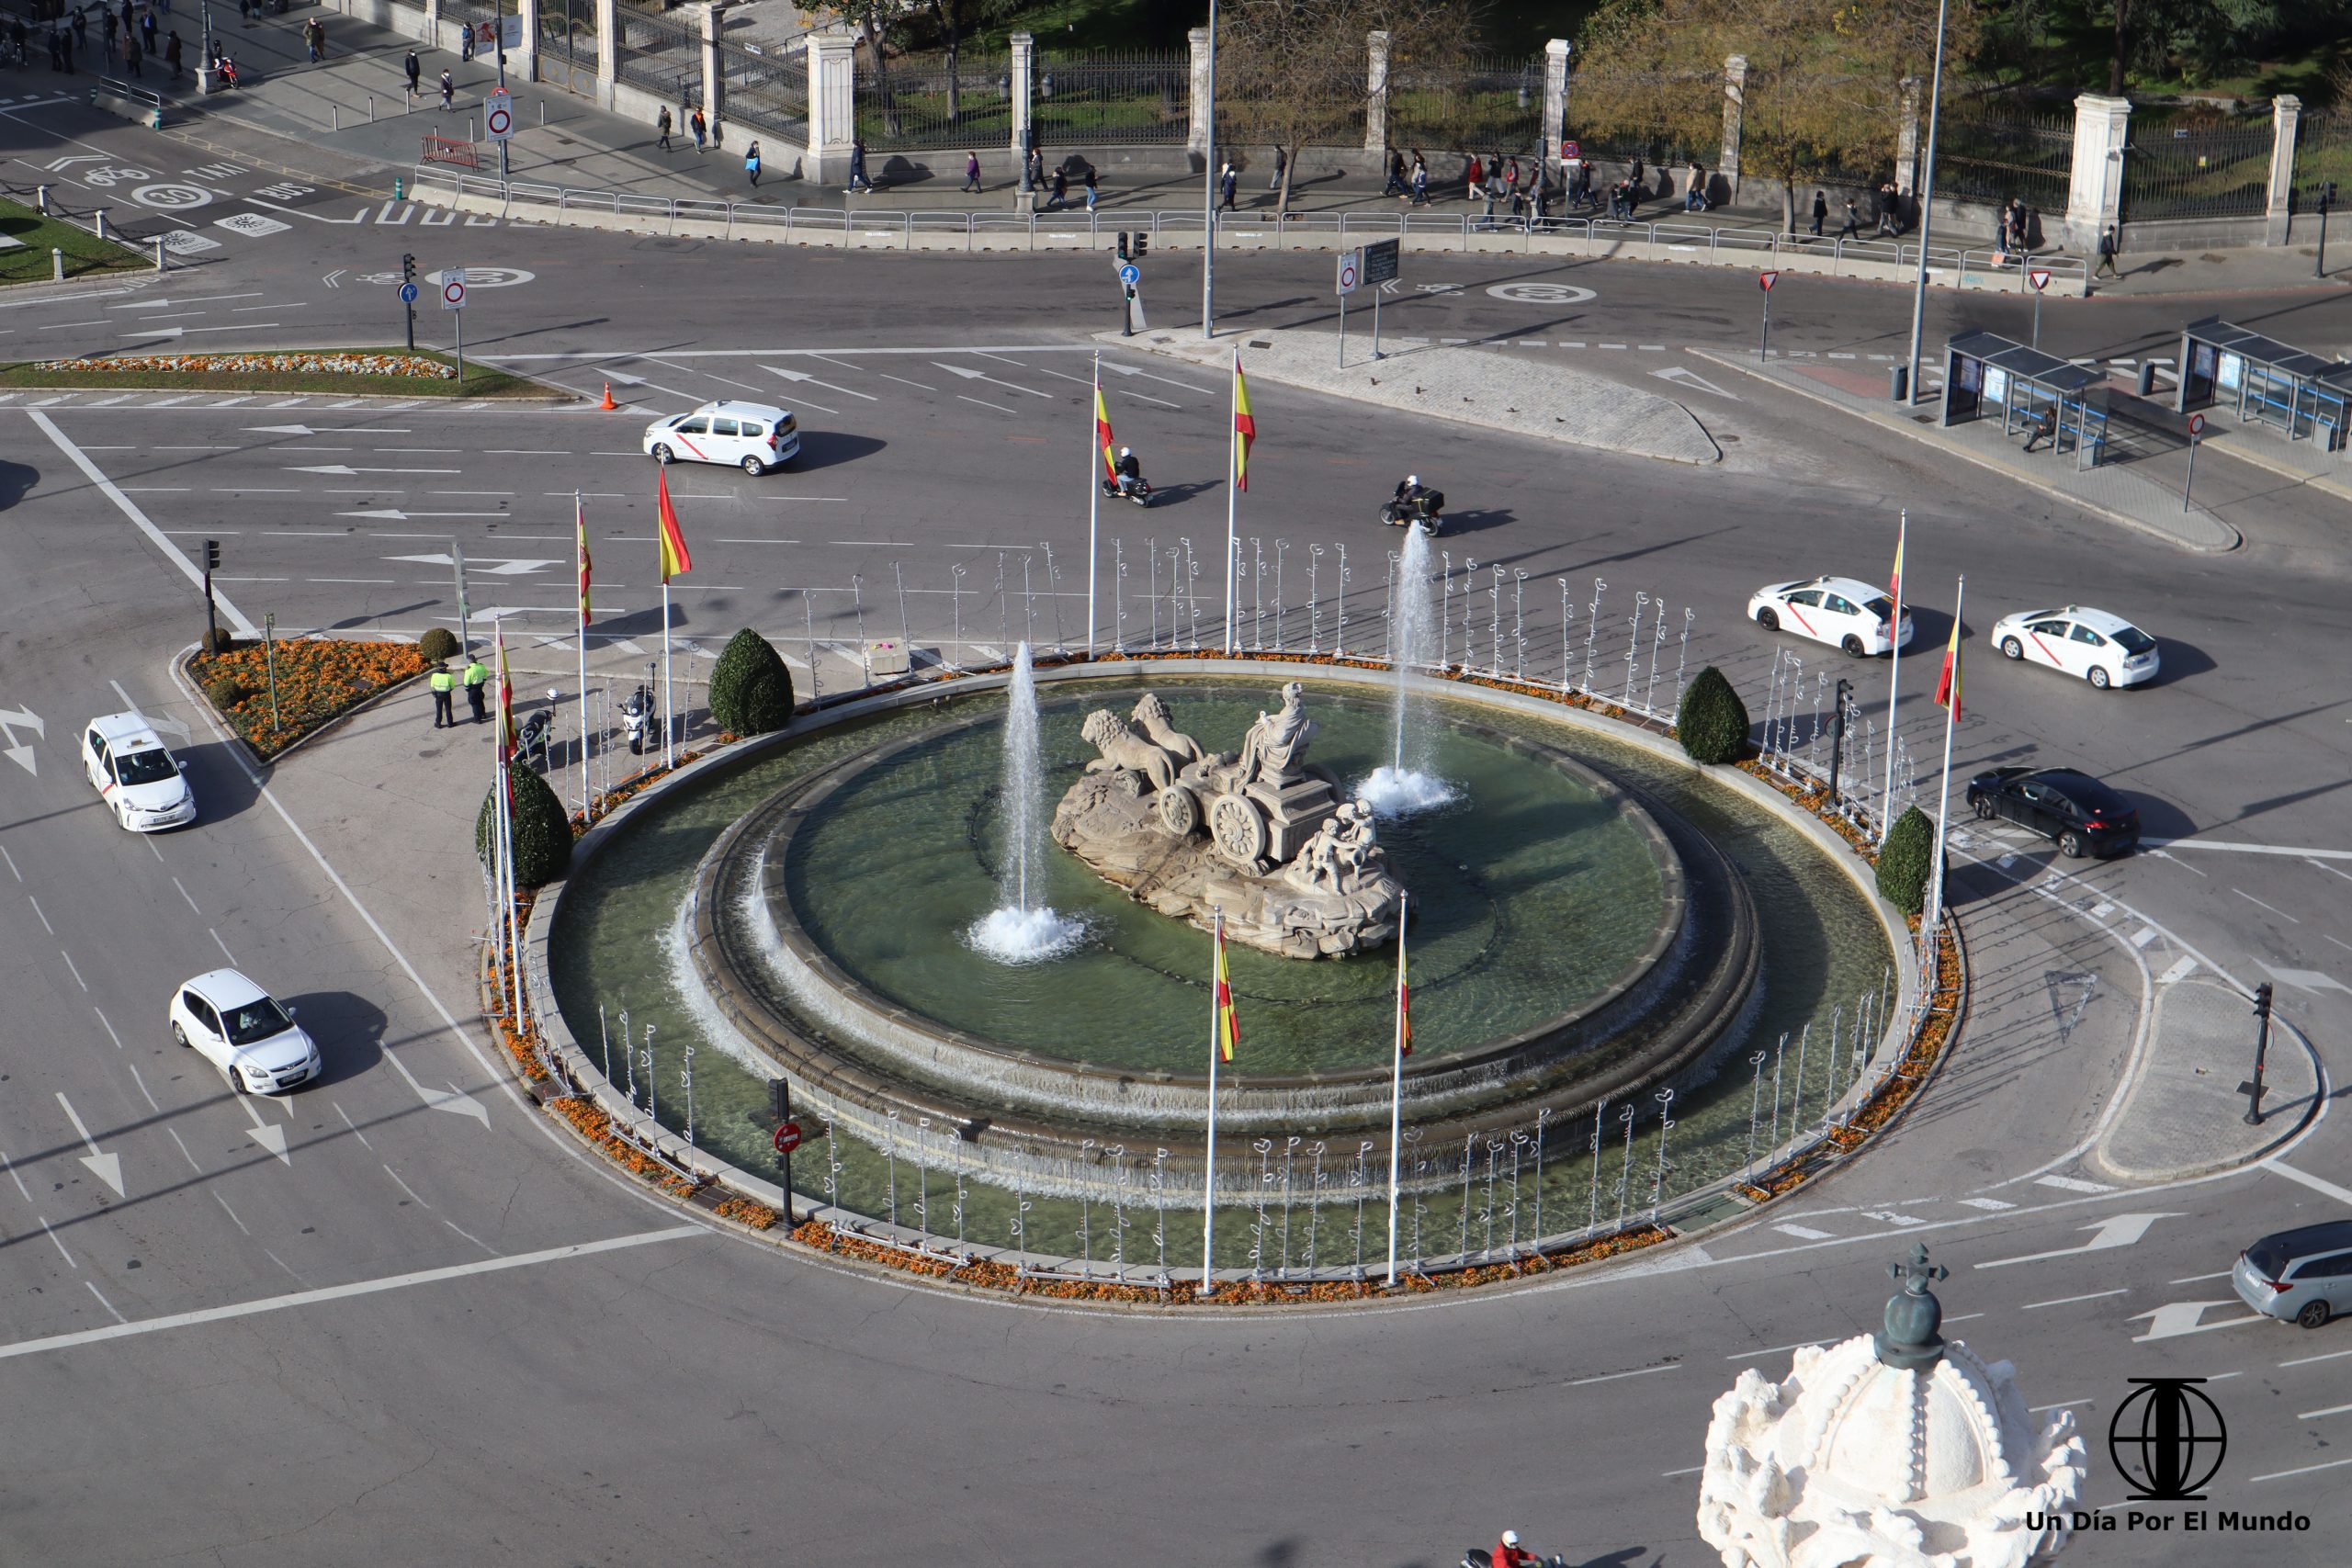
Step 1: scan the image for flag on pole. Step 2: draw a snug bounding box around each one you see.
[1094,382,1118,479]
[656,470,694,582]
[1396,934,1412,1057]
[492,615,516,758]
[576,496,593,626]
[1231,353,1256,492]
[1933,619,1962,720]
[1887,522,1905,604]
[1214,921,1239,1063]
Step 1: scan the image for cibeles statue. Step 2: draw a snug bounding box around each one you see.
[1054,686,1405,959]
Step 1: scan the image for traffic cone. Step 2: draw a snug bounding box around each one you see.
[598,381,617,412]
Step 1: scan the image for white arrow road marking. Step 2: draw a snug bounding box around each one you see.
[44,155,111,170]
[288,465,462,476]
[386,554,551,572]
[54,1094,126,1198]
[1975,1213,2178,1269]
[245,423,319,436]
[236,1096,289,1165]
[763,366,877,400]
[106,680,189,742]
[0,703,45,777]
[322,268,345,288]
[1651,365,1742,401]
[124,326,185,339]
[1100,360,1216,394]
[933,362,1053,398]
[348,510,507,522]
[380,1047,490,1128]
[2131,1301,2267,1342]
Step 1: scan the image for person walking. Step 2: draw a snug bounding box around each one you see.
[710,118,723,151]
[1874,178,1900,236]
[1835,196,1861,241]
[1409,153,1428,206]
[2095,224,2120,278]
[1809,189,1827,237]
[120,25,138,75]
[962,149,982,194]
[429,662,456,728]
[405,48,421,97]
[137,6,152,53]
[460,20,474,62]
[847,137,873,193]
[1046,164,1069,210]
[1686,161,1707,211]
[439,68,454,110]
[1383,149,1407,197]
[462,654,491,724]
[1268,144,1284,191]
[1218,162,1237,210]
[302,17,317,62]
[690,105,707,152]
[1463,151,1482,203]
[745,139,761,187]
[1083,164,1099,211]
[164,26,179,78]
[657,105,672,151]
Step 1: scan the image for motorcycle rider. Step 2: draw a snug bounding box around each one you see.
[1114,446,1144,497]
[1388,473,1430,525]
[1493,1529,1539,1568]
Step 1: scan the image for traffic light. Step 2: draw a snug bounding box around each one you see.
[203,538,220,572]
[2322,182,2338,210]
[2254,981,2275,1019]
[401,252,417,286]
[1133,232,1148,260]
[1116,231,1131,260]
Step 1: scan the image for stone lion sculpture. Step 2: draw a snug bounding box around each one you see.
[1080,709,1180,792]
[1130,693,1209,770]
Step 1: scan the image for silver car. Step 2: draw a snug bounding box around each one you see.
[2233,1222,2352,1329]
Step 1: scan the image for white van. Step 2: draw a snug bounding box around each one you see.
[642,399,801,475]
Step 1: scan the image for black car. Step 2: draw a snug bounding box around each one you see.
[1964,766,2139,858]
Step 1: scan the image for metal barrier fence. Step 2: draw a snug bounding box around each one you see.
[713,35,806,141]
[1388,51,1544,153]
[1035,49,1192,146]
[1935,101,2074,211]
[2124,115,2274,220]
[855,49,1010,151]
[613,3,698,105]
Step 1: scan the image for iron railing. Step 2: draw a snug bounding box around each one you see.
[1034,50,1192,147]
[1935,102,2074,210]
[535,0,600,94]
[613,4,700,105]
[713,37,807,141]
[1388,51,1544,154]
[2122,114,2274,221]
[854,50,1012,152]
[2292,109,2351,209]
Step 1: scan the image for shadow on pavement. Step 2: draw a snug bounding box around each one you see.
[789,431,886,471]
[180,738,262,825]
[288,991,390,1089]
[0,460,35,510]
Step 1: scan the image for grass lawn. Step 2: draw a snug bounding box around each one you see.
[0,198,150,285]
[0,347,543,398]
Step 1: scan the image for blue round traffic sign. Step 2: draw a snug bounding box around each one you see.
[399,282,420,303]
[1118,264,1139,285]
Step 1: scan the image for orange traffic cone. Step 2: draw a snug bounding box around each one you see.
[598,381,618,412]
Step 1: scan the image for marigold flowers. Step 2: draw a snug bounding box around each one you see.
[34,351,457,378]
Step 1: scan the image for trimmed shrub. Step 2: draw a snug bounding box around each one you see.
[202,627,240,655]
[1876,806,1937,918]
[707,626,796,736]
[416,626,461,663]
[476,764,575,888]
[203,675,252,710]
[1675,665,1750,764]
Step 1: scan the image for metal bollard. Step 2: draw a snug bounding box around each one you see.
[333,103,339,130]
[2135,362,2157,398]
[94,209,107,242]
[368,95,375,122]
[1888,365,1907,402]
[539,101,546,127]
[52,247,64,282]
[36,183,48,215]
[154,235,166,271]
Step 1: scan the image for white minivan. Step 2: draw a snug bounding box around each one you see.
[643,399,801,475]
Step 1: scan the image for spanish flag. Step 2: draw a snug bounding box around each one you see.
[1231,352,1256,493]
[1396,931,1412,1058]
[656,470,693,583]
[1214,920,1239,1063]
[1887,517,1905,604]
[576,495,593,626]
[1095,381,1117,480]
[492,615,516,759]
[1933,618,1962,721]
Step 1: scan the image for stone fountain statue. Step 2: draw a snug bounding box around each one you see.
[1053,685,1405,958]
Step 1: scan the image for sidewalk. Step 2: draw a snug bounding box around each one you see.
[2094,976,2320,1183]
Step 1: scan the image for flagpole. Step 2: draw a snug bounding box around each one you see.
[1385,890,1408,1287]
[1088,350,1102,656]
[662,577,675,772]
[495,620,526,1031]
[1926,575,1964,931]
[1201,909,1222,1299]
[1223,355,1238,654]
[576,490,589,818]
[1879,510,1906,844]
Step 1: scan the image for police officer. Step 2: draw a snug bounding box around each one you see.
[462,654,491,724]
[429,660,456,728]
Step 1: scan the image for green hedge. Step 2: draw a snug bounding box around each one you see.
[476,764,574,888]
[707,627,796,737]
[1876,806,1936,918]
[416,626,461,663]
[1675,665,1749,764]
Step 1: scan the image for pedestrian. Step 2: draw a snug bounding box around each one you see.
[657,105,671,151]
[962,149,981,193]
[438,68,453,109]
[2095,224,2119,278]
[1503,155,1520,203]
[121,26,137,74]
[1083,165,1098,211]
[462,654,490,723]
[1409,152,1428,205]
[1874,178,1900,236]
[99,5,113,51]
[710,118,722,151]
[1268,144,1284,191]
[1384,149,1407,197]
[1046,165,1069,210]
[405,47,420,96]
[847,137,872,193]
[1464,151,1482,203]
[1809,189,1827,237]
[165,27,179,77]
[1686,161,1707,211]
[1025,147,1044,192]
[2020,402,2057,453]
[137,7,151,51]
[303,17,318,62]
[1836,197,1860,241]
[745,138,761,186]
[460,20,473,62]
[1218,162,1236,210]
[690,105,707,152]
[429,661,456,728]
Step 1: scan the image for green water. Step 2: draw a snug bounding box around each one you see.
[549,677,1894,1271]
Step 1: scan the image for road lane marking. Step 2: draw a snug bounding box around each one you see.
[2265,1159,2352,1207]
[1773,1223,1833,1240]
[2251,1457,2352,1483]
[383,1166,430,1207]
[1566,1363,1679,1386]
[2030,1400,2094,1413]
[0,1151,29,1201]
[85,1283,127,1324]
[58,950,86,990]
[2155,955,2198,984]
[1727,1341,1821,1360]
[92,1007,122,1050]
[1959,1197,2014,1211]
[2143,838,2352,861]
[213,1193,249,1233]
[2233,888,2301,923]
[2130,927,2156,947]
[38,1217,76,1269]
[209,928,236,965]
[2297,1402,2352,1419]
[334,1101,374,1150]
[958,395,1019,415]
[2026,1289,2129,1309]
[1661,1464,1703,1477]
[2279,1348,2352,1368]
[27,895,52,935]
[2170,1270,2233,1284]
[2033,1176,2116,1193]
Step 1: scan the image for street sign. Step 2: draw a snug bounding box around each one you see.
[2028,267,2052,293]
[484,87,514,144]
[1758,270,1781,292]
[773,1121,804,1156]
[1561,140,1580,160]
[1361,236,1400,287]
[2188,412,2206,436]
[1336,250,1362,296]
[399,281,420,304]
[439,268,467,310]
[1118,262,1139,286]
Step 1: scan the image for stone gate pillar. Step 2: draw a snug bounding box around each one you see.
[1895,76,1920,196]
[807,33,857,185]
[2267,95,2302,244]
[2064,93,2132,252]
[1543,39,1568,177]
[594,0,616,104]
[1364,30,1390,155]
[698,4,723,128]
[1010,32,1034,153]
[1187,26,1213,167]
[1721,54,1747,204]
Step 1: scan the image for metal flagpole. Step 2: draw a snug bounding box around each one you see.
[1926,575,1964,929]
[662,577,675,771]
[1223,355,1238,653]
[1088,351,1102,655]
[452,542,472,658]
[576,491,590,817]
[1879,509,1905,843]
[1385,890,1408,1286]
[1201,909,1222,1298]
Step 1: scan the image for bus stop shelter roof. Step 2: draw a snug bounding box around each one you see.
[1948,331,2107,394]
[2184,317,2339,381]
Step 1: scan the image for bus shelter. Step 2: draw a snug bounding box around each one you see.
[2175,318,2349,453]
[1941,331,2110,468]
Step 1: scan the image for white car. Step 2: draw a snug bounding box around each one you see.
[168,970,321,1095]
[642,399,800,475]
[1989,604,2159,689]
[1747,575,1915,658]
[81,712,197,831]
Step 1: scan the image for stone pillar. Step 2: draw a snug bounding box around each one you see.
[1364,30,1390,155]
[1187,26,1213,166]
[1009,31,1034,153]
[1543,39,1569,176]
[423,0,441,52]
[806,32,856,184]
[1895,76,1920,195]
[697,5,724,129]
[594,0,616,102]
[2064,93,2132,253]
[1721,54,1747,205]
[2266,94,2302,244]
[514,0,543,84]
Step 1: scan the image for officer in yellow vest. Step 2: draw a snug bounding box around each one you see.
[462,655,491,724]
[428,660,456,728]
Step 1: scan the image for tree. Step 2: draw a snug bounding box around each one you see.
[1874,805,1937,918]
[1676,665,1752,763]
[1217,0,1477,216]
[477,765,574,889]
[707,627,797,737]
[1574,0,1978,234]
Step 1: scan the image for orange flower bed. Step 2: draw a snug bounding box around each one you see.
[551,1096,700,1199]
[188,637,428,759]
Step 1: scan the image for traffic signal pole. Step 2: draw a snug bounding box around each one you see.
[2244,982,2275,1124]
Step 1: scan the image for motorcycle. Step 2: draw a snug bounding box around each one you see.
[1461,1551,1566,1568]
[620,684,653,755]
[1101,474,1152,507]
[1381,488,1445,536]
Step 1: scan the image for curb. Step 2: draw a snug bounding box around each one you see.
[2090,988,2327,1186]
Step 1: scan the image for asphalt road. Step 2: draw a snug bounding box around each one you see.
[1,91,2349,1565]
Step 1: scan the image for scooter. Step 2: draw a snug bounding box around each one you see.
[1461,1550,1566,1568]
[620,685,653,755]
[1381,488,1445,536]
[1101,474,1153,507]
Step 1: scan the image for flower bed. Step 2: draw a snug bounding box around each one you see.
[4,347,536,398]
[35,351,454,378]
[187,637,429,760]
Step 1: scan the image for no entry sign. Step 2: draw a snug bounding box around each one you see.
[485,87,514,143]
[2188,412,2206,436]
[773,1121,804,1155]
[439,268,467,310]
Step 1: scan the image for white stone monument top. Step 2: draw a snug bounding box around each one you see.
[1697,1245,2086,1568]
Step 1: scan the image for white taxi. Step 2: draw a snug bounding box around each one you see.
[81,712,197,831]
[168,969,321,1095]
[642,399,800,475]
[1989,604,2160,689]
[1747,575,1915,658]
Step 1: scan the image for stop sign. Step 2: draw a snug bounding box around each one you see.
[773,1121,804,1155]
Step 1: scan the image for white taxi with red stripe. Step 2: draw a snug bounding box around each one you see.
[643,399,801,476]
[1989,604,2159,689]
[82,712,197,831]
[1747,575,1915,658]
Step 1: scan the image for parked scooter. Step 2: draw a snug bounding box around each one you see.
[620,685,653,755]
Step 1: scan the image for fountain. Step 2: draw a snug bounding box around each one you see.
[1358,526,1456,817]
[967,643,1088,964]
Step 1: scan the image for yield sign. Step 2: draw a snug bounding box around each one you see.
[1758,270,1781,292]
[2028,267,2052,292]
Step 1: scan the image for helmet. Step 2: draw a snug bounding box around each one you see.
[1119,446,1131,458]
[1408,473,1419,485]
[1501,1531,1520,1548]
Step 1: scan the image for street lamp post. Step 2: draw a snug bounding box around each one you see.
[1900,0,1951,407]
